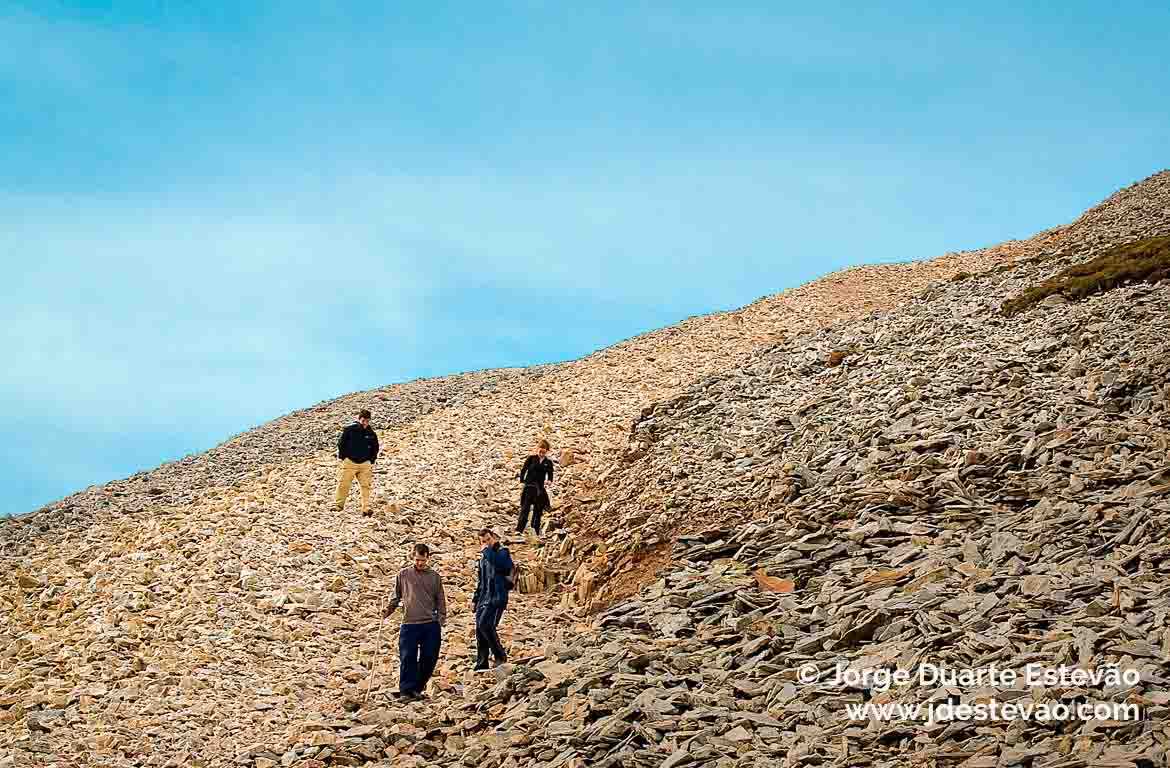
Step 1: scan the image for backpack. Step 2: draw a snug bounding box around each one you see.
[504,560,520,591]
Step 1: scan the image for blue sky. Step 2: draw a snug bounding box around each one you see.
[1,1,1167,516]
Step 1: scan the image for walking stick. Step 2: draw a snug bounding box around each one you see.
[365,597,386,705]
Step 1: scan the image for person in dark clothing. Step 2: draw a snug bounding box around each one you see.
[472,528,513,671]
[384,543,447,700]
[516,438,554,535]
[335,409,380,514]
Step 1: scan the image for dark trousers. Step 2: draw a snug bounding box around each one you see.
[516,485,547,534]
[399,621,441,694]
[474,602,507,668]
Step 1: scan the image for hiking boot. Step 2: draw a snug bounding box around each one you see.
[396,689,425,701]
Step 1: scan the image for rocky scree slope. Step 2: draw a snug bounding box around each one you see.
[1,170,1167,768]
[428,173,1170,768]
[563,169,1170,611]
[0,227,1008,767]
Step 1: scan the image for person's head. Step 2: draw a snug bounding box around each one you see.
[358,409,371,428]
[537,438,550,459]
[412,543,430,570]
[478,528,498,547]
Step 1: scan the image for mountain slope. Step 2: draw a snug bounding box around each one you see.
[564,170,1170,612]
[2,170,1168,768]
[480,177,1170,768]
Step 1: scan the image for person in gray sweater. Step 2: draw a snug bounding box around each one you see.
[384,543,448,700]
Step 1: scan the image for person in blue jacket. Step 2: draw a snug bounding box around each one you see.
[472,528,513,671]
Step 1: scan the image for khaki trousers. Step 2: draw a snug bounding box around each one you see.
[335,459,373,512]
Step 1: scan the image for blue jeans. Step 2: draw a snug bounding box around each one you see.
[475,602,507,668]
[399,621,442,694]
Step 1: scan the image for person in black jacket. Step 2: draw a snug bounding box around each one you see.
[334,409,379,515]
[515,438,554,536]
[472,528,513,671]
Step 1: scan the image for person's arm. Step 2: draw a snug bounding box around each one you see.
[385,572,403,615]
[546,459,554,484]
[472,556,483,606]
[518,457,529,483]
[371,430,379,464]
[338,426,348,460]
[434,573,448,626]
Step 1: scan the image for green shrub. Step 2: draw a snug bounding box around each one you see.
[1001,235,1170,316]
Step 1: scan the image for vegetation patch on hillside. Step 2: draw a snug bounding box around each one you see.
[1001,235,1170,316]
